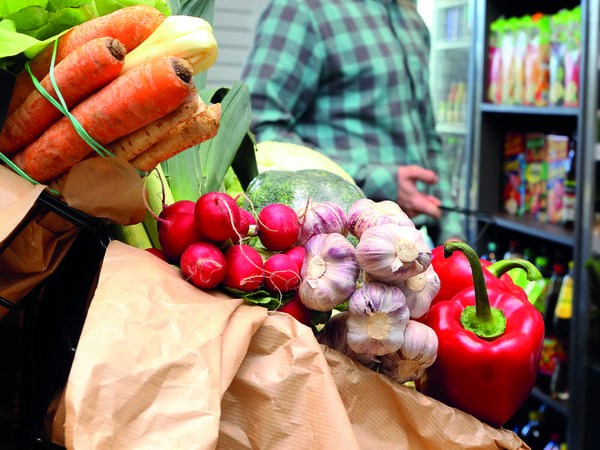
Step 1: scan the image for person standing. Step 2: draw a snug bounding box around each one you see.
[240,0,465,244]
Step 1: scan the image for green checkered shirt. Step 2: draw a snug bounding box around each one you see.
[241,0,464,243]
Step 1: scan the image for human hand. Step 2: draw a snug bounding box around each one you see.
[396,165,442,219]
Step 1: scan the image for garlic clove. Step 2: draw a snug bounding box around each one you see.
[348,198,414,239]
[399,265,441,318]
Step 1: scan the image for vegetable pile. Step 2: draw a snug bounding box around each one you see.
[1,4,220,186]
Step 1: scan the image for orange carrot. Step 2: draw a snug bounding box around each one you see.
[11,56,194,182]
[7,4,164,115]
[108,90,200,161]
[130,102,222,173]
[0,37,126,156]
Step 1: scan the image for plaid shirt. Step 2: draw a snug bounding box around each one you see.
[241,0,464,243]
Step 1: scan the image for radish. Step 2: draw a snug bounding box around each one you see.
[158,212,204,263]
[222,244,264,291]
[257,203,300,251]
[180,242,227,289]
[278,293,313,326]
[145,247,168,262]
[194,192,241,242]
[157,200,195,230]
[233,208,256,243]
[264,253,301,295]
[284,246,306,272]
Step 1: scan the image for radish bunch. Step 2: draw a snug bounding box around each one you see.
[154,192,307,304]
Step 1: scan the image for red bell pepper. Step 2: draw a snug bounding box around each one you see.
[430,243,541,306]
[420,241,545,427]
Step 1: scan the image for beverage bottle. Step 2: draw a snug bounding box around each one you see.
[503,239,522,259]
[563,137,576,230]
[518,408,546,450]
[542,433,562,450]
[536,263,565,393]
[482,241,498,263]
[551,261,573,400]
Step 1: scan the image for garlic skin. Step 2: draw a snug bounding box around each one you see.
[299,233,359,311]
[346,282,410,356]
[355,223,432,284]
[379,320,439,383]
[296,201,348,245]
[316,311,379,369]
[348,198,414,239]
[399,265,441,318]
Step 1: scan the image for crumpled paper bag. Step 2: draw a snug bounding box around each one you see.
[58,241,527,450]
[0,165,79,312]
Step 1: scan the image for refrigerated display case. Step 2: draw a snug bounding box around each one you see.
[418,0,476,211]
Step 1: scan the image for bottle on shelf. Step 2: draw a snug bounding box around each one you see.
[536,263,566,393]
[550,261,573,401]
[562,136,577,230]
[482,241,498,263]
[542,433,562,450]
[518,407,546,450]
[503,239,522,260]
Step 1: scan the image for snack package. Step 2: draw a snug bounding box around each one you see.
[564,6,582,107]
[487,18,504,104]
[524,133,548,221]
[549,9,568,105]
[545,134,569,224]
[525,13,550,106]
[502,132,526,216]
[500,17,517,104]
[512,15,529,105]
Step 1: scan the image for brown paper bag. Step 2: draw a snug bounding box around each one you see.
[61,241,527,450]
[0,166,79,313]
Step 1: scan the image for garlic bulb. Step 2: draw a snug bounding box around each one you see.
[348,198,414,239]
[399,265,441,318]
[355,223,432,284]
[379,320,438,384]
[299,233,359,311]
[346,282,410,355]
[316,311,379,369]
[296,200,348,244]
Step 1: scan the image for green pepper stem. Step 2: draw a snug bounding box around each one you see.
[444,241,506,339]
[487,259,542,281]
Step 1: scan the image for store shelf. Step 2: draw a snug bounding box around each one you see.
[480,103,580,116]
[530,387,569,417]
[436,123,468,134]
[477,213,575,247]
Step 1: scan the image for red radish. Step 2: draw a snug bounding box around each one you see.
[278,293,313,326]
[194,192,241,242]
[222,244,264,291]
[145,247,168,262]
[284,246,306,272]
[264,253,301,294]
[180,242,227,289]
[158,212,204,263]
[257,203,300,251]
[233,208,256,243]
[157,200,195,230]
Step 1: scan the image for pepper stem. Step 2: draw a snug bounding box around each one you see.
[487,259,542,282]
[444,241,506,339]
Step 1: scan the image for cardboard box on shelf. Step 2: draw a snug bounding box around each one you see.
[546,134,569,224]
[524,132,548,221]
[502,132,526,216]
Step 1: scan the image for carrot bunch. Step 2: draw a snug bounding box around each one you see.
[1,4,221,184]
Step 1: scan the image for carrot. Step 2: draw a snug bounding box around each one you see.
[130,102,222,173]
[11,56,194,182]
[7,4,165,115]
[0,37,126,156]
[108,90,200,161]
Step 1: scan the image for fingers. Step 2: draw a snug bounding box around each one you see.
[397,166,442,219]
[398,165,439,185]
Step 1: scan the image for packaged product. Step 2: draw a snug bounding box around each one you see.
[545,134,569,224]
[487,18,504,104]
[524,132,548,221]
[500,17,517,104]
[502,131,526,216]
[549,9,568,105]
[512,15,529,105]
[524,13,550,106]
[564,6,582,107]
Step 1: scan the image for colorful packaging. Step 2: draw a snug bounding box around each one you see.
[532,13,550,106]
[500,17,517,104]
[525,133,548,221]
[512,15,529,105]
[545,134,569,224]
[549,9,568,105]
[487,18,504,104]
[564,6,582,107]
[502,132,526,216]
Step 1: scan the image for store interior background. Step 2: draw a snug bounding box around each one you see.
[207,1,600,449]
